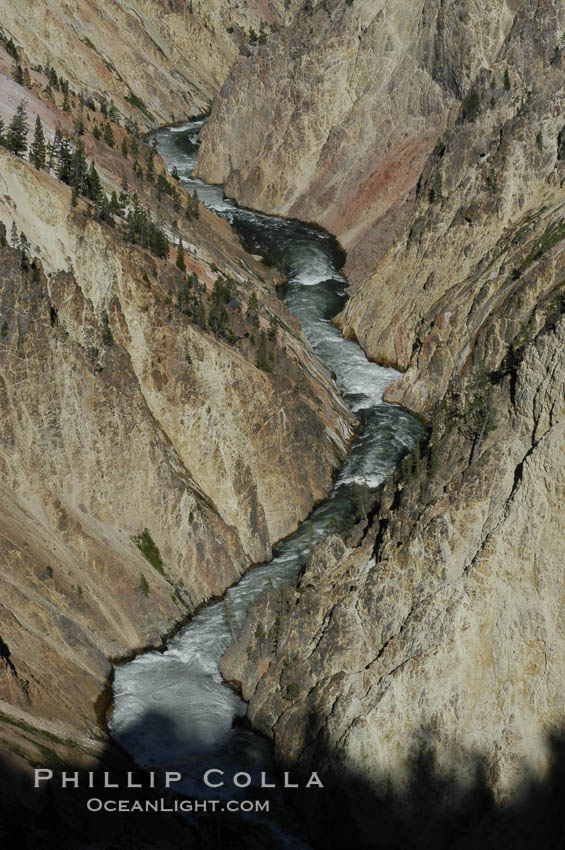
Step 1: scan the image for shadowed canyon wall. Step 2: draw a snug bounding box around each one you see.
[217,0,565,844]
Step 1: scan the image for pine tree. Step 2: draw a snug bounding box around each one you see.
[119,176,129,210]
[121,137,128,158]
[74,103,84,137]
[109,190,120,216]
[86,162,103,206]
[12,63,23,85]
[56,138,73,183]
[98,197,114,227]
[0,118,5,147]
[62,88,70,112]
[6,103,28,157]
[22,67,31,89]
[47,128,61,171]
[10,221,18,247]
[108,101,119,123]
[146,148,154,183]
[29,115,46,170]
[48,67,59,90]
[103,122,115,148]
[130,137,139,159]
[71,141,88,195]
[19,231,30,271]
[93,125,101,140]
[176,239,186,272]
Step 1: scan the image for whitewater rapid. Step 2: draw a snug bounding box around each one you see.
[109,120,420,847]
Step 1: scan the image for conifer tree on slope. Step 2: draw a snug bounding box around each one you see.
[6,103,28,157]
[30,115,46,170]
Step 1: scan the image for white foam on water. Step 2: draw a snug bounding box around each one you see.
[169,122,197,133]
[111,121,422,849]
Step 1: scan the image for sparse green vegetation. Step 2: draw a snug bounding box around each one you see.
[460,87,480,123]
[30,115,46,170]
[511,219,565,279]
[176,239,186,272]
[6,102,28,156]
[463,363,497,466]
[103,121,115,148]
[132,528,165,575]
[542,284,565,332]
[126,195,169,257]
[139,574,150,596]
[208,275,235,342]
[125,91,154,122]
[186,190,200,220]
[256,330,272,371]
[101,312,114,347]
[285,682,300,700]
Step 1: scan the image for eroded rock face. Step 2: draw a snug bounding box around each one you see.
[0,0,301,124]
[221,307,565,846]
[197,0,522,279]
[218,3,565,843]
[337,0,565,414]
[0,135,354,757]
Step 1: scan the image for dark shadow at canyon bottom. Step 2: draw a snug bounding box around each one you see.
[1,707,565,849]
[281,708,565,850]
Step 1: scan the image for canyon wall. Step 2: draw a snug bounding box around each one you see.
[0,0,300,126]
[222,246,565,848]
[197,0,523,281]
[219,1,565,845]
[338,0,565,413]
[0,63,354,772]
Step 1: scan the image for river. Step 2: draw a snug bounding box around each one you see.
[109,120,421,847]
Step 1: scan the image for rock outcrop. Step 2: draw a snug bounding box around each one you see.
[197,0,523,281]
[221,300,565,848]
[218,1,565,845]
[338,0,565,413]
[0,0,300,126]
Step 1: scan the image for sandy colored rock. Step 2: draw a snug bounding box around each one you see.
[0,93,354,757]
[197,0,523,280]
[0,0,303,125]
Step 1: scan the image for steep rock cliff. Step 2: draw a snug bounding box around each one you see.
[0,0,300,126]
[218,2,565,845]
[221,297,565,847]
[0,79,354,763]
[338,0,565,413]
[197,0,523,281]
